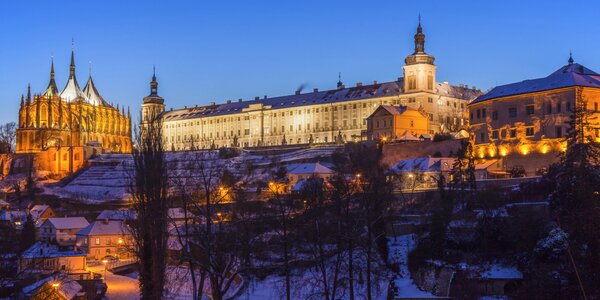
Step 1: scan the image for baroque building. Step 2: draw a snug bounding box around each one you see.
[16,50,132,174]
[142,21,482,151]
[468,55,600,174]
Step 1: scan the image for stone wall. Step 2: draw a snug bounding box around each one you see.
[381,140,463,167]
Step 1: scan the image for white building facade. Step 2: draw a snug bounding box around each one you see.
[142,22,482,150]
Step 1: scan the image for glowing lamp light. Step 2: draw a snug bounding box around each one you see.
[51,282,60,288]
[500,149,508,157]
[408,174,414,179]
[117,238,123,245]
[216,212,222,218]
[102,259,108,265]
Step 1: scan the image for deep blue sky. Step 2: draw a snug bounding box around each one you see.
[1,0,599,123]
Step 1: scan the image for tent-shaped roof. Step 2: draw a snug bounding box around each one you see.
[83,76,110,107]
[472,62,600,104]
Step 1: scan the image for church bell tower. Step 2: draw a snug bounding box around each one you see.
[141,67,165,124]
[402,17,436,93]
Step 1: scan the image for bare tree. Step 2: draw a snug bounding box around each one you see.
[0,122,16,153]
[129,115,169,299]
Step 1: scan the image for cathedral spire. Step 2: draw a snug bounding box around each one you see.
[69,49,76,79]
[43,57,60,98]
[51,57,55,80]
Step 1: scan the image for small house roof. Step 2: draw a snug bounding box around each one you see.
[287,162,334,175]
[44,217,89,230]
[77,220,130,236]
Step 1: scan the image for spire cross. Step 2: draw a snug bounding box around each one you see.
[89,61,92,77]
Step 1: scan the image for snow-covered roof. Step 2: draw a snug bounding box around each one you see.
[287,162,334,175]
[379,105,409,115]
[30,205,50,214]
[161,80,481,121]
[472,62,600,104]
[77,220,130,236]
[0,210,26,222]
[390,157,456,173]
[96,210,136,221]
[43,217,89,230]
[22,242,86,259]
[480,265,523,279]
[22,274,83,300]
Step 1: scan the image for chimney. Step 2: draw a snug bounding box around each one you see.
[356,82,363,87]
[313,88,318,93]
[238,98,242,102]
[472,86,476,91]
[373,80,378,85]
[227,100,231,104]
[210,102,216,106]
[295,90,301,95]
[397,77,402,82]
[254,96,260,101]
[184,106,187,109]
[263,95,267,99]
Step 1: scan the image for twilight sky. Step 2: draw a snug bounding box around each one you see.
[1,0,599,124]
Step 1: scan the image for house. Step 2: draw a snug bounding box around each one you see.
[389,157,456,190]
[468,57,600,175]
[76,220,132,260]
[366,105,429,142]
[39,217,90,246]
[0,198,9,209]
[21,273,85,300]
[0,209,27,230]
[286,162,334,187]
[30,205,55,226]
[95,209,136,221]
[19,242,87,273]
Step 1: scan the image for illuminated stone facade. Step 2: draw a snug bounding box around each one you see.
[16,51,132,174]
[469,57,600,160]
[143,22,482,151]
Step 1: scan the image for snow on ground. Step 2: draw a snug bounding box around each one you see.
[480,265,523,279]
[237,273,389,300]
[88,265,139,300]
[388,234,441,299]
[164,265,243,299]
[42,146,340,204]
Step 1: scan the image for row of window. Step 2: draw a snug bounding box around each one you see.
[470,100,598,122]
[478,126,563,143]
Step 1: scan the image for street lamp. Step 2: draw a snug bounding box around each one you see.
[51,282,60,290]
[102,259,108,280]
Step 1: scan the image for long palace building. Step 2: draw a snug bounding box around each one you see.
[142,21,482,150]
[16,50,132,174]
